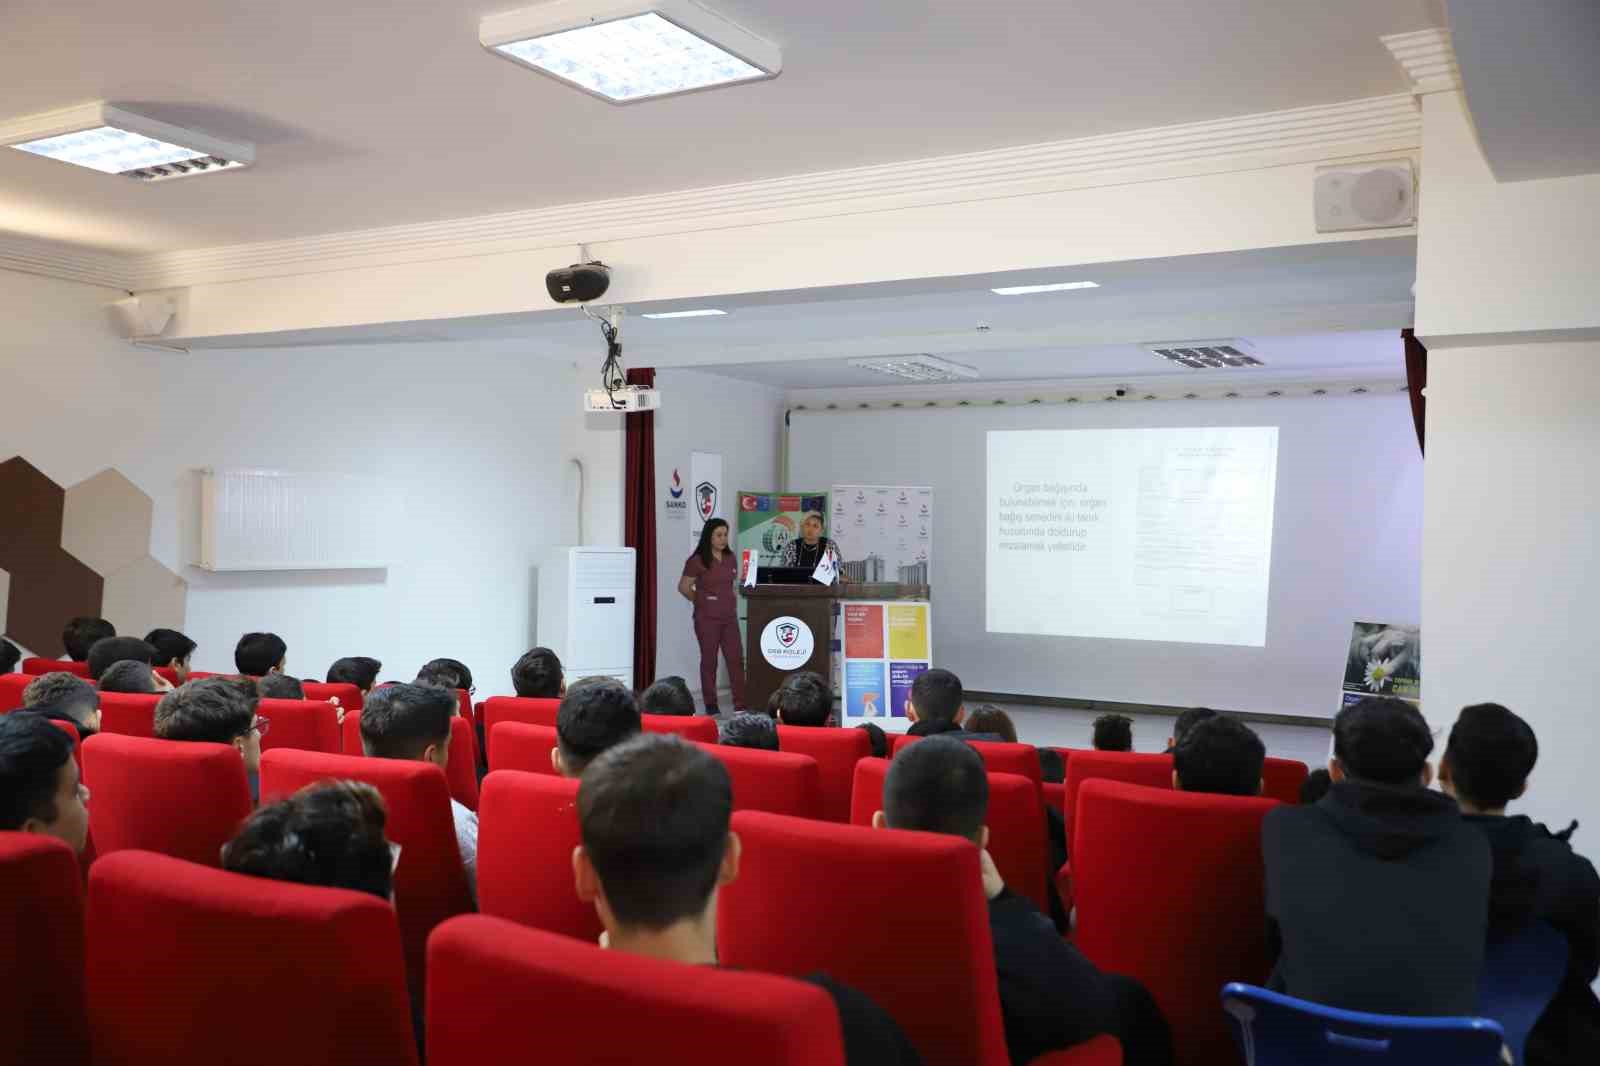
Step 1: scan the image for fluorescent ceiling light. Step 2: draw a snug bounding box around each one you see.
[641,308,727,319]
[480,0,781,104]
[851,355,979,383]
[0,102,253,182]
[990,281,1100,295]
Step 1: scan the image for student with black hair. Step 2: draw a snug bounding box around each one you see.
[510,647,564,699]
[1441,703,1600,1063]
[223,780,395,901]
[62,616,114,661]
[416,657,473,694]
[575,734,921,1066]
[155,677,264,803]
[98,659,163,695]
[858,722,889,759]
[775,671,833,728]
[964,706,1018,744]
[86,636,158,681]
[1036,747,1066,785]
[327,656,382,694]
[1264,696,1490,1016]
[0,638,20,675]
[235,632,288,676]
[23,673,101,737]
[361,681,477,898]
[257,673,306,700]
[144,628,197,682]
[876,737,1171,1066]
[1166,706,1218,752]
[553,677,641,778]
[1298,768,1332,805]
[718,712,779,751]
[1091,714,1133,752]
[1172,716,1265,797]
[0,713,91,855]
[904,669,966,736]
[641,676,696,716]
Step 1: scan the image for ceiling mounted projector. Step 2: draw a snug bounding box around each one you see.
[547,261,611,303]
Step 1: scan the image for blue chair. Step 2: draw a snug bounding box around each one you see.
[1479,922,1568,1064]
[1221,983,1505,1066]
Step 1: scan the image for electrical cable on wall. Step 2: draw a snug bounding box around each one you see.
[581,304,628,409]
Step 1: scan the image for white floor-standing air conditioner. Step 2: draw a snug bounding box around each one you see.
[537,547,635,690]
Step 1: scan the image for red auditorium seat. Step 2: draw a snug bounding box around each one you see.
[447,714,479,811]
[22,657,90,677]
[88,851,417,1066]
[81,734,251,866]
[720,810,1008,1066]
[894,733,1044,791]
[696,742,823,819]
[301,679,364,714]
[852,759,1049,912]
[777,724,871,823]
[475,771,598,942]
[1034,1037,1124,1065]
[97,691,162,738]
[342,704,364,753]
[0,672,32,711]
[1062,750,1175,853]
[488,721,561,775]
[46,717,81,765]
[428,915,845,1066]
[256,697,341,754]
[260,748,474,1003]
[1073,779,1279,1066]
[481,696,561,761]
[1261,756,1310,805]
[641,712,719,742]
[0,833,88,1066]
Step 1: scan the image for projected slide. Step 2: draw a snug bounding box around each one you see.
[986,427,1279,646]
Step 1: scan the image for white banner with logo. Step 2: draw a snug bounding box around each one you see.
[830,485,933,584]
[690,451,724,550]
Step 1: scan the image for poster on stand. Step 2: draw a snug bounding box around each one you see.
[840,600,932,733]
[830,485,933,584]
[1340,621,1420,711]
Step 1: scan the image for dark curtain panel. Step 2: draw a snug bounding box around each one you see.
[1403,328,1427,455]
[624,367,658,688]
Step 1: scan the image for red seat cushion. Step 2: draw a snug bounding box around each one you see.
[720,810,1008,1066]
[475,771,597,941]
[1261,757,1309,805]
[0,672,33,712]
[696,742,822,819]
[88,850,416,1066]
[0,833,87,1066]
[257,698,342,754]
[301,680,364,714]
[427,915,845,1066]
[97,692,162,739]
[1062,750,1175,854]
[1073,779,1278,1066]
[488,722,561,775]
[641,713,719,742]
[480,697,561,761]
[777,725,871,823]
[22,657,90,678]
[80,734,252,866]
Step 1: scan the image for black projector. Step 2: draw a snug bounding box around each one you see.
[546,261,611,304]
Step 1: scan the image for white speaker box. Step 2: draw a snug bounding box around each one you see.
[1314,160,1416,232]
[109,294,176,338]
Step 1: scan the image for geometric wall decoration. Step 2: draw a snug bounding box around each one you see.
[0,456,186,656]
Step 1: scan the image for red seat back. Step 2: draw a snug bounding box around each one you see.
[1062,750,1174,853]
[22,657,90,677]
[0,833,87,1066]
[851,759,1049,912]
[894,734,1043,790]
[696,742,822,819]
[1073,779,1278,1066]
[475,771,597,942]
[427,915,845,1066]
[88,850,417,1066]
[0,672,32,712]
[488,722,561,775]
[97,691,162,738]
[80,734,252,866]
[47,718,82,768]
[447,715,480,811]
[1261,757,1310,805]
[481,697,561,761]
[301,680,364,714]
[259,748,473,1002]
[641,713,719,742]
[720,810,1007,1066]
[1042,781,1066,814]
[777,725,871,823]
[257,698,341,754]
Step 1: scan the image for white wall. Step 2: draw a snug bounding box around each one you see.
[0,268,622,693]
[649,368,784,703]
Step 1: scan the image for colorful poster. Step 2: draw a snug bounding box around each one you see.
[1341,621,1420,709]
[831,484,933,584]
[887,604,930,660]
[689,451,723,550]
[889,661,928,719]
[843,604,885,659]
[735,489,830,568]
[845,659,887,720]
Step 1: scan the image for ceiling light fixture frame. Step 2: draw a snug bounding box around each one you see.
[0,102,254,181]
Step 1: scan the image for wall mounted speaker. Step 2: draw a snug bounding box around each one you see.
[109,294,176,338]
[1314,159,1416,232]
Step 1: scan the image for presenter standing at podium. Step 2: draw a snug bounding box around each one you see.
[679,518,745,715]
[780,511,845,583]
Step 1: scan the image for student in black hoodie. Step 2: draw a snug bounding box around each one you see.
[1440,703,1600,1064]
[1263,696,1491,1016]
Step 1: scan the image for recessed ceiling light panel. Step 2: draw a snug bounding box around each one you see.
[641,308,727,319]
[481,0,781,104]
[851,355,979,384]
[0,102,253,181]
[1144,339,1264,369]
[990,281,1100,295]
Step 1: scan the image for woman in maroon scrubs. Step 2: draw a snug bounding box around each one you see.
[678,518,745,714]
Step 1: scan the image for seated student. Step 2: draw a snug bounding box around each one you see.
[62,616,115,662]
[719,712,779,751]
[23,673,101,738]
[1263,696,1490,1016]
[1166,706,1218,752]
[1171,715,1265,797]
[1091,713,1133,752]
[235,632,288,677]
[905,669,1010,742]
[510,647,564,699]
[553,677,642,777]
[1299,768,1332,805]
[327,656,383,695]
[416,657,473,694]
[575,734,922,1066]
[965,706,1018,744]
[1036,747,1066,785]
[257,673,305,700]
[0,713,91,856]
[360,682,478,898]
[877,737,1171,1066]
[859,722,889,759]
[98,659,168,695]
[154,677,265,803]
[222,780,396,901]
[144,628,197,683]
[0,638,20,675]
[1440,703,1600,1062]
[86,636,158,681]
[775,671,834,728]
[641,676,697,717]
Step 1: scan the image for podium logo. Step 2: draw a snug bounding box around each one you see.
[760,615,815,668]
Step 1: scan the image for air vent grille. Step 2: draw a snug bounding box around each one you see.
[850,354,978,383]
[1145,339,1263,369]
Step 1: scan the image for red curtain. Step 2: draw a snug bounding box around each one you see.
[624,367,658,688]
[1402,328,1426,455]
